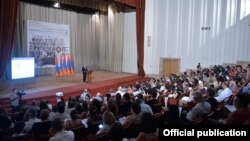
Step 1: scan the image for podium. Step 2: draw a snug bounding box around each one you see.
[86,70,93,83]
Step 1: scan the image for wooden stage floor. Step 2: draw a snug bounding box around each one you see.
[0,71,136,98]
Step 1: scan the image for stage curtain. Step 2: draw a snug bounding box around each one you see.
[0,0,18,79]
[136,0,146,76]
[122,12,137,74]
[8,2,124,78]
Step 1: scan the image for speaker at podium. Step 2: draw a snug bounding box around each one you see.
[86,70,93,83]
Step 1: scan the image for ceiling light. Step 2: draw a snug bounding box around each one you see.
[53,3,60,8]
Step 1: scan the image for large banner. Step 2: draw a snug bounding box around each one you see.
[27,20,70,68]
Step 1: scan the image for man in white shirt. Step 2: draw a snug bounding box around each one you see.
[49,118,74,141]
[23,109,41,133]
[215,81,232,103]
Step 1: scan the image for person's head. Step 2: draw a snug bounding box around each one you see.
[14,121,25,133]
[102,111,116,125]
[107,100,118,116]
[123,93,130,102]
[75,104,83,114]
[206,87,216,97]
[52,105,57,112]
[28,109,37,119]
[247,64,250,70]
[233,93,250,109]
[109,122,124,141]
[40,109,50,121]
[39,101,49,110]
[131,102,141,115]
[67,101,74,109]
[193,92,203,103]
[82,101,89,112]
[137,94,144,100]
[141,113,157,133]
[57,104,65,114]
[165,105,181,125]
[51,118,64,132]
[70,109,79,120]
[151,91,157,99]
[115,93,122,104]
[222,81,229,88]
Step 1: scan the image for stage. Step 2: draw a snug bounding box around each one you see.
[0,71,149,113]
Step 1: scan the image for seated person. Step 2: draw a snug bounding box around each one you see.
[51,103,70,121]
[215,81,232,103]
[123,102,141,127]
[32,109,51,139]
[11,121,25,137]
[65,110,82,130]
[120,93,132,116]
[226,94,250,124]
[109,122,129,141]
[49,118,74,141]
[205,87,218,110]
[186,92,211,123]
[136,113,158,141]
[87,106,102,134]
[96,111,116,134]
[147,91,160,113]
[23,109,41,133]
[0,108,12,130]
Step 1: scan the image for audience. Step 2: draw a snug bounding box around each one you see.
[2,64,250,141]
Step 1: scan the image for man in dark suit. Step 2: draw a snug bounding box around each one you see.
[82,66,87,82]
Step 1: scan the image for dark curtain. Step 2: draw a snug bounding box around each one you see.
[136,0,145,76]
[0,0,18,79]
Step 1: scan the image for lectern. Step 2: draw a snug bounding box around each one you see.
[86,70,93,83]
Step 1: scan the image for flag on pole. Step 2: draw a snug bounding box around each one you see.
[63,55,67,76]
[67,55,71,76]
[70,55,75,75]
[59,55,63,76]
[55,55,60,77]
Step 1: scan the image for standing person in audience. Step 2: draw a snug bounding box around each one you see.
[49,118,74,141]
[9,88,20,113]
